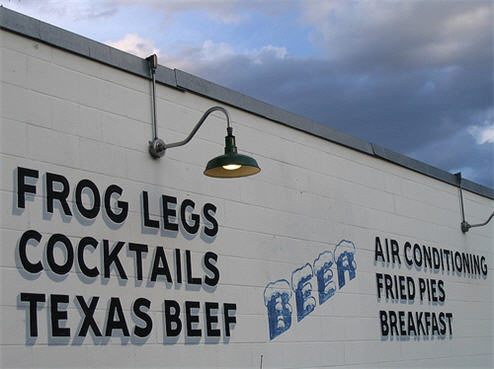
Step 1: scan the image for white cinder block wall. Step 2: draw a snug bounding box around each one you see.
[1,13,493,369]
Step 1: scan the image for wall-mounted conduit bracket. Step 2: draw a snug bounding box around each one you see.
[456,172,494,233]
[145,54,234,159]
[147,54,166,158]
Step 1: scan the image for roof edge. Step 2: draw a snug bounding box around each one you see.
[1,6,493,200]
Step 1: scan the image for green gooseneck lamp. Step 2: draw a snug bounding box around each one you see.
[146,54,260,178]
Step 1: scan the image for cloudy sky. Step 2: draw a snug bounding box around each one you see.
[4,0,493,188]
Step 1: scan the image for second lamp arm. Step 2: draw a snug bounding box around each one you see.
[147,54,231,159]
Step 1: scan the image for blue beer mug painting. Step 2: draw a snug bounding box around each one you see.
[313,250,337,305]
[291,264,317,322]
[263,239,358,340]
[335,240,357,289]
[264,280,293,340]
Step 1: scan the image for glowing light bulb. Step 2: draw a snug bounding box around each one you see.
[222,164,242,171]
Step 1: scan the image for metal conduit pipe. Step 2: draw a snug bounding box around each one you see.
[456,172,494,233]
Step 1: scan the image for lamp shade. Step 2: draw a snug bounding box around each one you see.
[204,152,260,178]
[204,127,260,178]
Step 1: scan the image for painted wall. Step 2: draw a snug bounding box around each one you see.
[1,27,492,369]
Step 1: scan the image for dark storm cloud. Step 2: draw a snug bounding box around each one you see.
[408,127,493,187]
[172,1,493,187]
[13,0,491,186]
[305,1,491,71]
